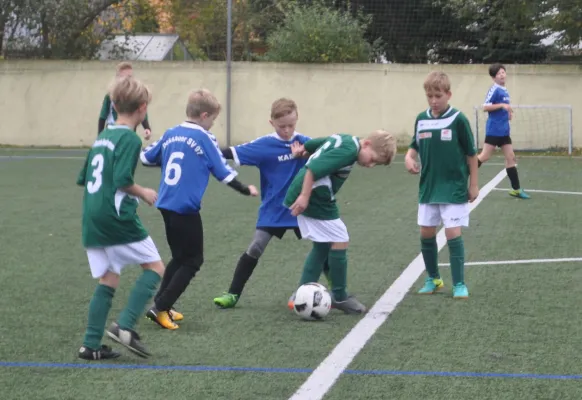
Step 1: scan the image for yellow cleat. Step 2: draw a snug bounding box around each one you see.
[169,308,183,322]
[146,308,179,330]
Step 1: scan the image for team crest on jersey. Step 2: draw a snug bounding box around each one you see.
[418,132,432,140]
[440,129,452,141]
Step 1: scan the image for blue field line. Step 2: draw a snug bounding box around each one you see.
[0,361,580,380]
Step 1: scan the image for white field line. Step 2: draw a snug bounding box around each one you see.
[492,188,582,196]
[288,168,508,400]
[438,257,582,267]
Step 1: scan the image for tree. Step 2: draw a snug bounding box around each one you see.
[541,0,582,50]
[263,0,379,63]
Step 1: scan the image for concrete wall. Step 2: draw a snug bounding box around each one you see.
[0,61,580,148]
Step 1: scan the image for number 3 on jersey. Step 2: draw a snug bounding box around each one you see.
[87,154,104,194]
[165,151,184,186]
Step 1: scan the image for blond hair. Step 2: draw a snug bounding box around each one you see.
[186,89,221,119]
[423,71,451,93]
[109,76,152,114]
[271,98,298,120]
[366,130,397,165]
[116,61,133,75]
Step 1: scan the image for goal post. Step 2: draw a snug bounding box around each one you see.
[473,105,574,154]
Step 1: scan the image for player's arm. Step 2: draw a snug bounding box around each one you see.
[230,138,266,167]
[405,121,420,174]
[115,135,158,205]
[303,137,328,154]
[306,136,356,180]
[141,113,151,130]
[140,132,165,167]
[98,94,110,135]
[76,155,89,186]
[483,87,509,112]
[457,114,479,201]
[203,136,256,196]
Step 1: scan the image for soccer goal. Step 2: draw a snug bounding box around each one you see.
[473,105,574,154]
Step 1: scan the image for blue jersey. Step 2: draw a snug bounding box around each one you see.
[484,84,511,137]
[232,132,310,228]
[140,122,237,214]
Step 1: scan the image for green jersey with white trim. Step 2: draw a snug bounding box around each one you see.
[409,106,476,204]
[77,125,148,247]
[284,134,360,220]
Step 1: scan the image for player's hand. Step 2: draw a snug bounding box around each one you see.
[468,185,479,203]
[143,129,152,141]
[290,194,309,216]
[404,156,420,174]
[248,185,259,197]
[140,188,158,206]
[291,141,306,158]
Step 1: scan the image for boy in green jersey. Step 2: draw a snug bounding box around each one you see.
[404,71,479,299]
[98,62,152,139]
[284,130,397,314]
[77,75,165,360]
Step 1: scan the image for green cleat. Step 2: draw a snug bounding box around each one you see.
[509,189,530,199]
[418,277,444,294]
[213,293,239,309]
[452,283,469,299]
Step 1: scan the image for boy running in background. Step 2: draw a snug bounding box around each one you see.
[98,62,152,140]
[404,71,479,299]
[77,75,164,360]
[477,63,529,199]
[285,130,397,314]
[213,98,330,309]
[141,89,258,330]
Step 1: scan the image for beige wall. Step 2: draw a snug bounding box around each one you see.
[0,61,580,149]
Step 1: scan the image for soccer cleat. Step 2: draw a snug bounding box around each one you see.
[213,293,239,309]
[106,322,151,358]
[287,291,296,311]
[331,295,367,314]
[78,344,120,361]
[145,307,179,330]
[509,189,530,199]
[418,277,444,294]
[169,308,183,321]
[452,283,469,299]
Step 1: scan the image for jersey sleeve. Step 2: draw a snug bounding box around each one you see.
[483,86,498,106]
[231,137,267,167]
[77,154,90,186]
[202,134,238,183]
[409,118,419,151]
[297,134,312,144]
[140,132,165,166]
[304,137,329,154]
[306,135,358,181]
[456,113,477,156]
[113,134,142,188]
[99,94,110,120]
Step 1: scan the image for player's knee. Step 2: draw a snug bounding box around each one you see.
[98,271,120,288]
[141,260,165,277]
[246,238,269,259]
[183,254,204,274]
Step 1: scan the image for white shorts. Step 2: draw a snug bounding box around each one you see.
[417,203,469,228]
[85,236,161,279]
[297,215,349,243]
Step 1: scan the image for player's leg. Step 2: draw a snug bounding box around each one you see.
[501,140,530,199]
[441,204,469,299]
[477,140,496,168]
[327,239,366,314]
[105,237,164,357]
[214,229,275,308]
[147,211,204,329]
[79,249,121,360]
[417,204,444,294]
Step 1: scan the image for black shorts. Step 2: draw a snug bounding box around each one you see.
[484,135,512,148]
[258,227,302,240]
[159,208,204,262]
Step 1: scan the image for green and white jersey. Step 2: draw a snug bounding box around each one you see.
[284,134,360,220]
[99,93,149,126]
[410,106,476,204]
[77,125,148,247]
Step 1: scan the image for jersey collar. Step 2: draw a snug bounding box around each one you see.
[425,105,454,119]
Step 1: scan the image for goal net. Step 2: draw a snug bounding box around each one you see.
[473,105,574,154]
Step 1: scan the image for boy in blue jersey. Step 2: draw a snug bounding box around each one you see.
[478,63,529,199]
[212,99,331,309]
[140,89,258,330]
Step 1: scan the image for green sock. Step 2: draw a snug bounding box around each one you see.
[328,249,348,302]
[118,269,161,331]
[83,284,115,350]
[299,242,331,285]
[448,236,465,285]
[421,237,440,279]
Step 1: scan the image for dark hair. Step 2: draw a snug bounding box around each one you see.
[489,63,506,78]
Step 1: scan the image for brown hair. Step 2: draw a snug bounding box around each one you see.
[109,76,152,114]
[116,61,133,75]
[423,71,451,93]
[271,98,298,120]
[186,89,221,119]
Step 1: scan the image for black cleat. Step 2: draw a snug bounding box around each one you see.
[78,344,121,360]
[106,322,151,358]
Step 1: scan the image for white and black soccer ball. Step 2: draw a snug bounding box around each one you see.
[293,282,332,321]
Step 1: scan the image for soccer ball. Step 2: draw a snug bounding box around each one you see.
[293,282,332,321]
